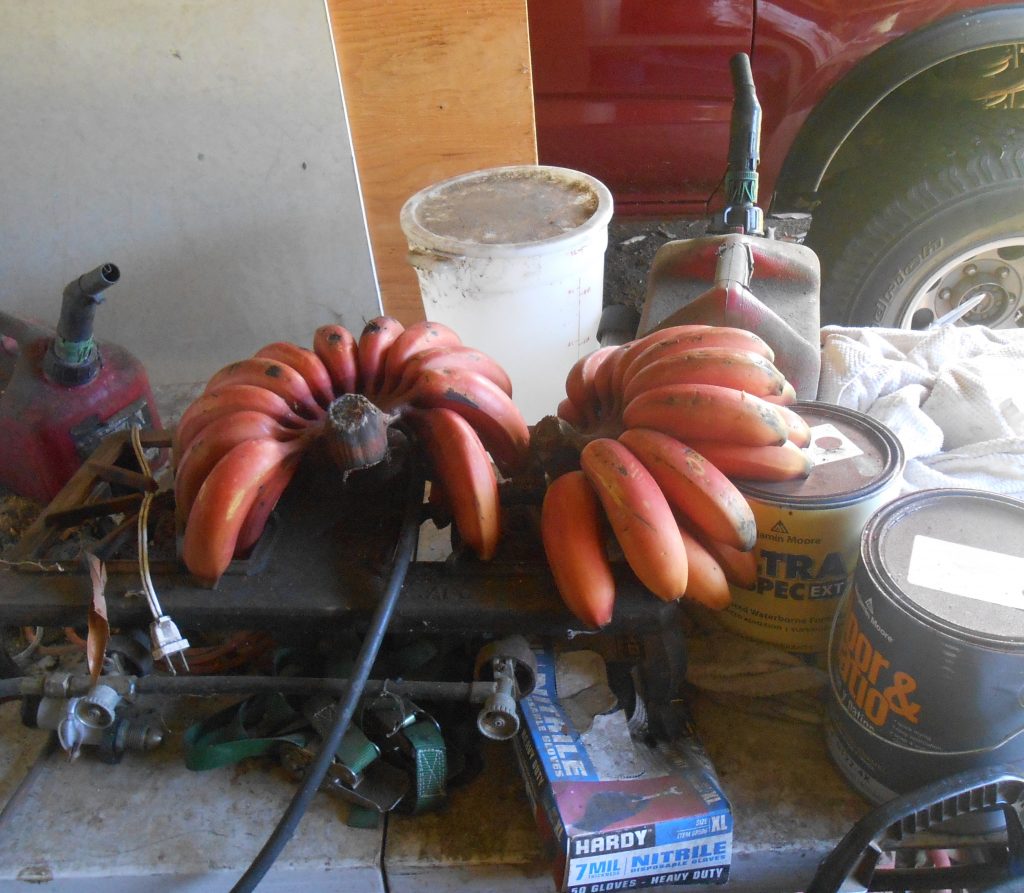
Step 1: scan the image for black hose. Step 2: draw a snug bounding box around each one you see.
[230,467,424,892]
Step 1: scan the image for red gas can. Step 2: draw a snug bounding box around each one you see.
[0,264,161,503]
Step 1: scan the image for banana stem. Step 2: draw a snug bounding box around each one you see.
[532,414,621,480]
[323,393,395,472]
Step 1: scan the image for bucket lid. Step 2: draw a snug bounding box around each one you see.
[738,402,904,508]
[399,165,614,258]
[862,488,1024,646]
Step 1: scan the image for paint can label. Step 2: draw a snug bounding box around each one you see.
[717,491,896,653]
[716,405,904,655]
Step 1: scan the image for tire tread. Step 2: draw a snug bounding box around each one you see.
[808,116,1024,325]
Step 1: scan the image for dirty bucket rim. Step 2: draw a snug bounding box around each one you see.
[399,164,614,259]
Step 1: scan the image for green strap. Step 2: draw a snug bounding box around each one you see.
[402,720,446,815]
[334,724,381,778]
[184,693,382,786]
[183,692,448,816]
[184,693,306,771]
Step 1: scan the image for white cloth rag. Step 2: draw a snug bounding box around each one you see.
[817,325,1024,496]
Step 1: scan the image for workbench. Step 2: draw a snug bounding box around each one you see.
[0,690,869,892]
[0,383,873,891]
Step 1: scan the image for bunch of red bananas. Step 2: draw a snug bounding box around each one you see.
[173,317,529,587]
[541,324,812,628]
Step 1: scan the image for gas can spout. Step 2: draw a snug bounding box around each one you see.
[710,53,764,236]
[44,263,121,386]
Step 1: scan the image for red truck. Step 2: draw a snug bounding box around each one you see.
[529,2,1024,330]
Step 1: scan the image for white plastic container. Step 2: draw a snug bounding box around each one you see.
[400,165,614,424]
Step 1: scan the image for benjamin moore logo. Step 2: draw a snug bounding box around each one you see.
[863,597,874,615]
[771,521,789,534]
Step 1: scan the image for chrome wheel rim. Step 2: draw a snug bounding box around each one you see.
[902,238,1024,329]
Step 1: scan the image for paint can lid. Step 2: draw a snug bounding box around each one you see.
[737,402,904,508]
[862,488,1024,645]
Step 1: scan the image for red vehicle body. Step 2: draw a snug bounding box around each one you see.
[529,3,1024,328]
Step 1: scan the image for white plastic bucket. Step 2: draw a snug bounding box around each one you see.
[400,165,614,425]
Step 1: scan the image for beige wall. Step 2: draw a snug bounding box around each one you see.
[0,0,380,387]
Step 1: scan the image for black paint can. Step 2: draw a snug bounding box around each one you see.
[826,488,1024,805]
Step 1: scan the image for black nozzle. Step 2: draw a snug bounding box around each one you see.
[57,263,120,344]
[710,53,764,235]
[727,53,761,177]
[44,263,121,386]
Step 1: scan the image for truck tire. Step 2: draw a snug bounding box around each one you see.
[808,121,1024,330]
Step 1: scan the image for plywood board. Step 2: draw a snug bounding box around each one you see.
[327,0,538,324]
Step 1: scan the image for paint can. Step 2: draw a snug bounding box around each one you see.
[826,488,1024,807]
[716,402,904,655]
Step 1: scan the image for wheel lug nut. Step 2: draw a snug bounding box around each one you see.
[939,288,952,301]
[999,266,1011,279]
[964,263,978,276]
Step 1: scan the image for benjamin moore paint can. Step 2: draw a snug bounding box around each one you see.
[826,489,1024,804]
[716,402,904,654]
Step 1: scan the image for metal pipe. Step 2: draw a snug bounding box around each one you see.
[4,674,494,703]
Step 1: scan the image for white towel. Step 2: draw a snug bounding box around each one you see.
[818,325,1024,497]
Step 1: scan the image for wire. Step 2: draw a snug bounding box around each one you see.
[129,426,162,620]
[229,465,424,893]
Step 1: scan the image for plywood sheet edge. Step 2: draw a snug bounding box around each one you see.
[327,0,538,325]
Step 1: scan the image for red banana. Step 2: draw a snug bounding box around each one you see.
[174,384,310,461]
[623,384,789,447]
[678,526,731,610]
[387,345,513,401]
[761,380,797,406]
[406,408,500,560]
[614,325,714,398]
[580,438,688,601]
[778,404,812,447]
[174,410,301,524]
[622,347,786,406]
[182,437,306,587]
[620,326,775,394]
[565,346,618,426]
[618,428,756,551]
[698,534,758,590]
[254,341,335,408]
[541,471,616,628]
[684,439,812,482]
[357,316,405,396]
[381,320,462,394]
[233,452,302,556]
[203,357,323,420]
[313,324,359,396]
[556,397,586,428]
[594,346,628,420]
[398,366,530,475]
